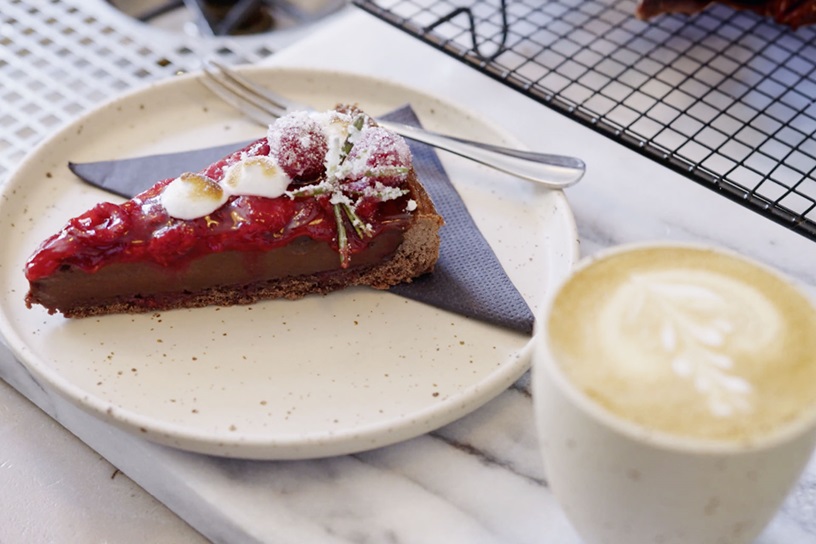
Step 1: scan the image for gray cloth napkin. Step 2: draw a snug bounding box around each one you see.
[68,106,534,335]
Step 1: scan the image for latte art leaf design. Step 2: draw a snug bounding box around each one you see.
[624,273,753,418]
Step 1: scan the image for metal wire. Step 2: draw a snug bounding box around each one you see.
[424,0,508,61]
[355,0,816,241]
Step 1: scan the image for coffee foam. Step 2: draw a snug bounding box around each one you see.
[548,246,816,442]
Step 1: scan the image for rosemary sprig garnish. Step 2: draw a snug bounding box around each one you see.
[331,197,372,268]
[345,184,409,201]
[333,204,350,268]
[332,114,372,266]
[341,202,373,238]
[341,114,366,157]
[365,166,410,178]
[286,181,332,198]
[286,112,399,267]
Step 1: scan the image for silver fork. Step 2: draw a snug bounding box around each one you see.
[199,60,585,189]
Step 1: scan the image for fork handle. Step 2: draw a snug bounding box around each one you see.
[377,120,585,189]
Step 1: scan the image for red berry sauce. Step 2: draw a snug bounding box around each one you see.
[25,128,415,281]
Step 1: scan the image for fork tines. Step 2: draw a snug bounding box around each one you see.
[201,59,294,126]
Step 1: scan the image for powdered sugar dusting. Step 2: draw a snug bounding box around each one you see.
[344,126,412,186]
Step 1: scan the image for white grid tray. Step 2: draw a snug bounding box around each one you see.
[0,0,334,181]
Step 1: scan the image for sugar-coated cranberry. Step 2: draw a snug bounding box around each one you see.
[338,178,371,195]
[345,127,412,186]
[267,112,328,181]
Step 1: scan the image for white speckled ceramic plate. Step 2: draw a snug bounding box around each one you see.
[0,67,578,459]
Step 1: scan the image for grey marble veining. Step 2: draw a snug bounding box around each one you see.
[1,8,815,544]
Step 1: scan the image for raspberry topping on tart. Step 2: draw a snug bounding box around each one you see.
[24,105,443,318]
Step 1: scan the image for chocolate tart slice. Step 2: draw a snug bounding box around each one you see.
[24,105,443,318]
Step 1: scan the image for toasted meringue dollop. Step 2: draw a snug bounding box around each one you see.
[161,172,228,220]
[222,155,292,198]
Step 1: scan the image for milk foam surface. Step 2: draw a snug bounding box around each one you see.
[548,247,816,442]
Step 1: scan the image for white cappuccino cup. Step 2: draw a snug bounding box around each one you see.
[532,242,816,544]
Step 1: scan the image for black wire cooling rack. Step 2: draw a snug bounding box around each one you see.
[354,0,816,241]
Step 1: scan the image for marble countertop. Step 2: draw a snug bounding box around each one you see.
[2,7,815,544]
